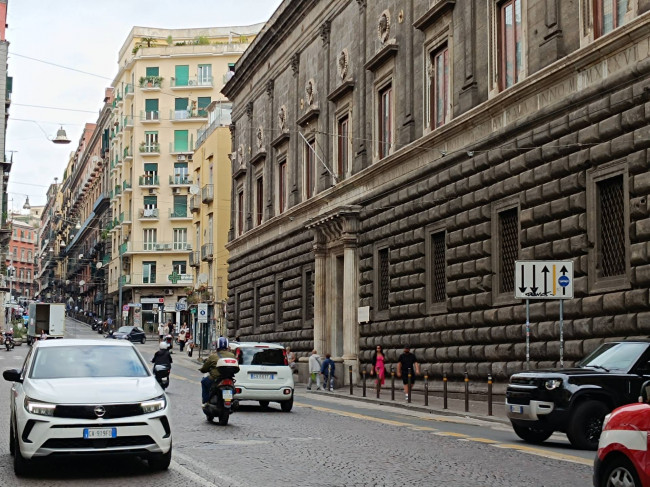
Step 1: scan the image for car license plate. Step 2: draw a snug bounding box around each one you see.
[509,405,524,414]
[222,390,233,400]
[250,373,274,380]
[83,428,117,439]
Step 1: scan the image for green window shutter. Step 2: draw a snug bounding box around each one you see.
[144,163,158,172]
[173,195,187,216]
[145,67,159,77]
[6,76,12,95]
[197,97,211,117]
[174,162,188,170]
[143,196,157,206]
[174,130,189,152]
[175,65,189,86]
[175,98,188,111]
[145,99,159,112]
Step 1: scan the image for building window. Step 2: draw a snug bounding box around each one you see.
[278,159,287,214]
[237,190,244,236]
[378,248,390,310]
[378,84,393,159]
[143,261,157,284]
[256,176,264,226]
[174,98,189,119]
[304,138,315,199]
[197,64,212,85]
[172,195,188,218]
[594,0,629,37]
[234,291,240,331]
[173,163,189,184]
[143,163,158,184]
[275,276,283,329]
[499,0,524,90]
[144,131,158,152]
[427,230,447,308]
[197,97,211,117]
[144,99,159,120]
[143,228,157,251]
[429,45,450,129]
[173,228,187,250]
[302,268,314,327]
[337,115,349,179]
[253,284,261,332]
[172,260,187,275]
[174,130,189,152]
[174,64,189,86]
[498,207,519,294]
[143,195,157,210]
[27,251,32,261]
[598,175,625,277]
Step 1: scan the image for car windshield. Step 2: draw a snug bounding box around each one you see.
[239,347,285,366]
[577,342,648,371]
[118,326,133,333]
[29,345,149,379]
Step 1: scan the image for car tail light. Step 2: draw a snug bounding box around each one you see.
[220,379,233,386]
[235,387,242,394]
[283,388,292,395]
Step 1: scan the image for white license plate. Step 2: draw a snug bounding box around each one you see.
[222,390,233,400]
[509,405,524,414]
[83,428,117,439]
[250,373,274,380]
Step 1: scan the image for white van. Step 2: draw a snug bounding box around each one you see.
[230,342,294,412]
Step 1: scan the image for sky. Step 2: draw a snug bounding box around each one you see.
[5,0,283,210]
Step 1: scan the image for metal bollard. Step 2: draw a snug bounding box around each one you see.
[464,371,469,413]
[443,372,448,409]
[362,369,367,397]
[487,374,493,416]
[390,366,395,401]
[424,371,429,407]
[407,370,412,403]
[349,365,353,395]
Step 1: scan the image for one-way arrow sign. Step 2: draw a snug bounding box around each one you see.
[515,260,573,300]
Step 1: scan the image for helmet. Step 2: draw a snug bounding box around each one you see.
[159,341,169,350]
[217,336,229,350]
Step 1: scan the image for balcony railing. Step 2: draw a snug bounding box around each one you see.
[201,242,214,261]
[124,83,134,98]
[169,174,192,185]
[139,76,162,89]
[171,109,208,121]
[169,208,190,219]
[123,180,132,191]
[139,208,160,219]
[189,195,201,212]
[120,241,191,253]
[139,143,160,154]
[201,184,214,203]
[141,110,160,122]
[138,175,160,187]
[123,147,133,159]
[190,251,200,267]
[170,76,213,88]
[123,116,134,128]
[119,242,128,255]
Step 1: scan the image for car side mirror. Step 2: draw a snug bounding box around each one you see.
[639,380,650,403]
[3,369,22,383]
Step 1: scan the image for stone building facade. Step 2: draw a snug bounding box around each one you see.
[224,0,650,384]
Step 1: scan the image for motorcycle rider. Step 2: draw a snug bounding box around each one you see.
[199,336,235,407]
[152,341,173,385]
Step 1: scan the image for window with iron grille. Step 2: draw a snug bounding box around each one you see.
[498,208,519,294]
[253,284,260,331]
[275,277,284,329]
[430,231,446,303]
[598,175,625,277]
[378,248,390,311]
[303,269,314,326]
[234,291,240,330]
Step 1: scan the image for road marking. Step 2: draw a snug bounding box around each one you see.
[295,402,412,427]
[433,432,469,438]
[408,426,438,432]
[461,437,500,444]
[492,443,593,466]
[173,450,249,487]
[170,373,191,382]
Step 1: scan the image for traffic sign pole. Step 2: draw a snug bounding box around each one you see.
[526,299,530,370]
[560,299,564,368]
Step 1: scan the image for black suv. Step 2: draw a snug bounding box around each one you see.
[506,340,650,450]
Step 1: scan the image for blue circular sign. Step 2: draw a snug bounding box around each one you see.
[558,275,570,287]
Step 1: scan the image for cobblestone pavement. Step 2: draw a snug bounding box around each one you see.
[0,318,593,486]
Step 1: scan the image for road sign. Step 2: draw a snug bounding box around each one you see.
[122,305,129,312]
[197,303,208,323]
[515,260,573,299]
[175,302,187,312]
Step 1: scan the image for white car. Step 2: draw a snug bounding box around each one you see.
[230,342,294,412]
[3,339,172,476]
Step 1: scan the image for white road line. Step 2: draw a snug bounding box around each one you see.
[173,450,249,487]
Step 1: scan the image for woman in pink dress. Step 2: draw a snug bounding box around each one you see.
[372,345,386,387]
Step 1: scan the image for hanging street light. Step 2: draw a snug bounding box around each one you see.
[52,126,71,145]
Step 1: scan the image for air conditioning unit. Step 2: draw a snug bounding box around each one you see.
[187,154,193,161]
[148,188,155,195]
[177,154,187,162]
[173,187,181,194]
[166,289,174,295]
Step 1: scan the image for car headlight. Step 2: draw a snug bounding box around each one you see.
[545,379,562,390]
[141,395,166,414]
[24,397,56,416]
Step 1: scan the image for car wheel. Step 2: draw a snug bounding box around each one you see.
[567,400,609,450]
[149,442,172,471]
[511,422,552,444]
[259,400,269,409]
[599,456,641,487]
[13,430,30,477]
[218,411,230,426]
[280,397,293,413]
[141,336,146,344]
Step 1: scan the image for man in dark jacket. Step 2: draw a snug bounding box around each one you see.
[199,337,236,406]
[320,353,336,392]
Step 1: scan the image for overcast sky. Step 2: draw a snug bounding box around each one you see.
[5,0,282,209]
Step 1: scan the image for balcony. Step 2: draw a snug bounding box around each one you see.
[119,242,128,255]
[141,110,160,123]
[201,243,214,261]
[139,76,162,90]
[120,241,190,254]
[139,143,160,155]
[169,208,191,220]
[169,175,192,186]
[123,180,132,192]
[139,208,160,220]
[171,109,208,122]
[123,147,133,161]
[124,116,134,129]
[121,273,192,286]
[170,76,213,89]
[120,275,131,285]
[189,251,200,267]
[138,175,160,187]
[122,211,132,225]
[189,195,201,213]
[124,83,134,98]
[201,184,214,203]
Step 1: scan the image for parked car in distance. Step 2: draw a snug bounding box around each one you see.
[593,380,650,487]
[3,339,171,476]
[107,326,146,344]
[229,341,294,412]
[506,340,650,450]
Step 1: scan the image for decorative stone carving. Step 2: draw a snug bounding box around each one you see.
[378,10,391,44]
[266,79,274,98]
[338,49,349,81]
[355,0,367,11]
[320,20,331,46]
[305,79,315,106]
[278,105,287,132]
[256,127,264,150]
[246,101,253,119]
[290,52,300,77]
[237,144,244,164]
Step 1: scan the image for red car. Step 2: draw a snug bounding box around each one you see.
[594,401,650,487]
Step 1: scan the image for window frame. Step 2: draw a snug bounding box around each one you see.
[336,114,350,180]
[303,136,316,200]
[491,197,521,306]
[429,44,450,130]
[373,240,391,320]
[142,261,157,284]
[255,175,264,226]
[498,0,525,91]
[425,223,448,314]
[277,157,287,214]
[377,82,393,159]
[237,187,244,237]
[275,275,284,331]
[301,265,315,328]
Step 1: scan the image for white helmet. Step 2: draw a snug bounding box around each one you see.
[159,341,169,350]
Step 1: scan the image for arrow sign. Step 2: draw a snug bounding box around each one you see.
[515,261,573,300]
[541,266,550,295]
[530,265,537,294]
[519,266,527,294]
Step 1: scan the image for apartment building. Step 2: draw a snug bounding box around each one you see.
[6,220,36,303]
[108,25,262,331]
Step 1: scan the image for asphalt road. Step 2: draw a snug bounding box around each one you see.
[0,318,594,486]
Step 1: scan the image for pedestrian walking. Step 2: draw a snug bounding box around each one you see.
[307,350,322,391]
[286,346,297,374]
[397,346,420,401]
[187,335,194,357]
[158,322,166,341]
[320,353,335,391]
[178,323,188,352]
[370,345,386,389]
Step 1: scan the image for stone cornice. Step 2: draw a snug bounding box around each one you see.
[413,0,455,31]
[364,43,398,71]
[296,108,320,126]
[328,80,355,103]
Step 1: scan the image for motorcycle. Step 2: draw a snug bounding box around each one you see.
[4,332,14,351]
[202,357,239,426]
[91,318,102,331]
[153,364,171,390]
